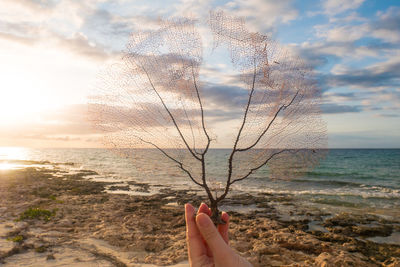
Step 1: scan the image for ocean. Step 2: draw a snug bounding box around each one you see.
[1,147,399,219]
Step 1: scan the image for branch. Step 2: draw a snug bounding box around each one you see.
[136,136,204,188]
[232,62,257,151]
[221,60,258,202]
[191,64,214,201]
[200,154,215,202]
[103,106,204,188]
[236,90,300,152]
[139,61,201,161]
[229,149,289,185]
[191,64,211,155]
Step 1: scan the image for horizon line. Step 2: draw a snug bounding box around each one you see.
[1,147,399,150]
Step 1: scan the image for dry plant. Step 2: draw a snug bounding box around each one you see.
[89,11,327,223]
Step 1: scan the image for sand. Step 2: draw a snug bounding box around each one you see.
[0,164,400,266]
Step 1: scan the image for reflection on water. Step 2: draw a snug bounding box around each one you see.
[0,147,29,161]
[368,232,400,245]
[0,162,17,170]
[0,147,30,170]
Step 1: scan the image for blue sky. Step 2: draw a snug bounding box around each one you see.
[0,0,399,148]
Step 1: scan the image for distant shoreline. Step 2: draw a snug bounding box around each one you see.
[1,147,400,150]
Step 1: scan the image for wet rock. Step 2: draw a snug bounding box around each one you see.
[352,225,393,237]
[324,212,394,238]
[46,253,55,260]
[108,185,130,191]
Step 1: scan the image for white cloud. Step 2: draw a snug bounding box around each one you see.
[323,0,365,15]
[224,0,298,32]
[323,24,369,42]
[328,12,367,23]
[173,0,212,19]
[297,41,378,61]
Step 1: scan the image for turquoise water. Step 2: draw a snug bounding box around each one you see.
[1,148,399,217]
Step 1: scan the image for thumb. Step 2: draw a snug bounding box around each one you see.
[195,213,230,254]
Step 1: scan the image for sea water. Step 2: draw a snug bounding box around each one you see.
[1,147,399,218]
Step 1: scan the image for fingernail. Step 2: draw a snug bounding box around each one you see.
[222,211,229,219]
[185,203,194,213]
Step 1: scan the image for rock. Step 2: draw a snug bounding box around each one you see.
[324,213,394,237]
[108,185,130,191]
[315,251,375,267]
[232,241,252,253]
[383,257,400,267]
[1,166,400,266]
[352,225,393,237]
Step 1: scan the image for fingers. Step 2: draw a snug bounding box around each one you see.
[198,202,211,216]
[197,203,212,256]
[185,203,206,259]
[218,211,229,244]
[198,203,229,244]
[195,213,230,256]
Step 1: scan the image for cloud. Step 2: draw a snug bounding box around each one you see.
[323,58,400,89]
[22,134,82,141]
[0,31,35,46]
[0,104,99,137]
[323,24,369,43]
[3,0,58,13]
[370,7,400,43]
[55,32,114,61]
[377,114,399,118]
[223,0,298,32]
[317,7,400,44]
[323,0,365,15]
[321,103,362,114]
[297,6,400,69]
[0,0,122,62]
[285,6,400,116]
[328,12,367,23]
[173,0,212,19]
[202,84,248,109]
[0,21,113,61]
[82,8,159,39]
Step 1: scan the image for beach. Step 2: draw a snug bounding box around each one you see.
[1,160,400,266]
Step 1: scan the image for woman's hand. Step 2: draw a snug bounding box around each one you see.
[185,203,253,267]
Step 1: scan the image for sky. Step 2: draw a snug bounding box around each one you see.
[0,0,399,148]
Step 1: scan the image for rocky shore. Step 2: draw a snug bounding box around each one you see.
[1,162,400,266]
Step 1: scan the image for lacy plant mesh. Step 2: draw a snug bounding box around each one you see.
[208,11,327,185]
[88,11,327,197]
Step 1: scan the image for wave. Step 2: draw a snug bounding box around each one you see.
[293,178,364,187]
[241,186,400,200]
[306,170,380,180]
[310,198,366,208]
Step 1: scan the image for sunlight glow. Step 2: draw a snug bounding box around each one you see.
[0,162,17,170]
[0,147,29,170]
[0,41,98,127]
[0,64,53,125]
[0,147,28,161]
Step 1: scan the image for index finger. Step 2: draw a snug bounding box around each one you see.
[185,203,206,258]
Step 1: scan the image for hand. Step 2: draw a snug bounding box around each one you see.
[185,203,253,267]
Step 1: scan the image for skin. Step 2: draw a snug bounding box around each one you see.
[185,203,253,267]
